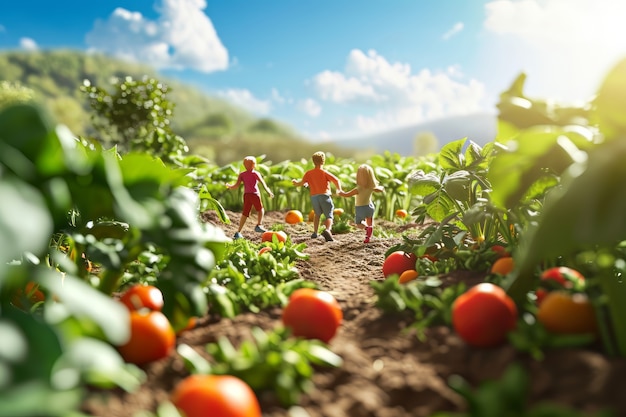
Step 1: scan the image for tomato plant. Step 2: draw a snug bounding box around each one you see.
[452,283,518,347]
[171,374,261,417]
[261,230,287,243]
[382,251,417,278]
[281,288,343,343]
[536,291,597,335]
[117,310,176,365]
[535,266,585,305]
[119,284,164,311]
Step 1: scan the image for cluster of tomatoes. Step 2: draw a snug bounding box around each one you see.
[384,248,598,348]
[114,278,343,417]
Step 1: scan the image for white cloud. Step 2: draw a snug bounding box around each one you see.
[484,0,625,45]
[442,22,464,40]
[309,49,486,135]
[484,0,626,99]
[20,38,38,51]
[298,98,322,117]
[217,89,271,115]
[85,0,228,73]
[271,88,286,104]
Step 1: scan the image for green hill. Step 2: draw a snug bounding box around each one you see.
[0,50,354,165]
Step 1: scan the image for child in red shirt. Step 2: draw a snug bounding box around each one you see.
[226,156,274,239]
[292,151,343,242]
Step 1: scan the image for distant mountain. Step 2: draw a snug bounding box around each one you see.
[333,112,498,156]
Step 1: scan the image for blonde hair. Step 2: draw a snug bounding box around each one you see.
[243,156,256,171]
[311,151,325,166]
[356,164,378,189]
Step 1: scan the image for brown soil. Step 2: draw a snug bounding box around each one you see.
[82,210,626,417]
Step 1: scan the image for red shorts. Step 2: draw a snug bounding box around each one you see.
[242,193,263,216]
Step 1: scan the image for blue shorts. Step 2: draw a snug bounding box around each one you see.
[311,194,334,220]
[355,203,375,224]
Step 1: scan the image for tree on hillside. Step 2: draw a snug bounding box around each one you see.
[80,76,188,163]
[0,81,35,108]
[414,131,439,157]
[248,118,281,134]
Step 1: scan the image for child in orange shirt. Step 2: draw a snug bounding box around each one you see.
[338,164,384,243]
[226,156,274,239]
[292,151,343,241]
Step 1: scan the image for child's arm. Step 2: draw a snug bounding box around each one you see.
[328,171,343,193]
[374,185,385,193]
[292,178,304,187]
[225,176,242,190]
[258,175,274,198]
[338,188,358,198]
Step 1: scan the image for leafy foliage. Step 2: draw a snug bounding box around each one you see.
[179,327,342,407]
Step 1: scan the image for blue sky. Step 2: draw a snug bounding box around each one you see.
[2,0,626,141]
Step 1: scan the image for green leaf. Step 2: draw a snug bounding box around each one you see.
[0,179,52,273]
[43,270,131,345]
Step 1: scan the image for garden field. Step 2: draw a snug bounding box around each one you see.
[4,58,626,417]
[81,210,626,417]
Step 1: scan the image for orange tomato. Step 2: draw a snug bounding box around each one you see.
[177,316,198,335]
[282,288,343,343]
[398,269,419,284]
[382,251,417,278]
[537,291,597,335]
[171,374,261,417]
[261,230,287,243]
[119,284,164,311]
[452,283,518,347]
[284,209,304,224]
[307,209,315,222]
[117,310,176,365]
[333,207,344,217]
[12,282,45,309]
[258,246,273,255]
[490,256,515,276]
[395,209,408,218]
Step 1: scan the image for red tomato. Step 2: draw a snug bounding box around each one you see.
[490,245,510,258]
[281,288,343,343]
[261,230,287,243]
[171,374,261,417]
[452,283,518,347]
[117,310,176,365]
[535,267,585,305]
[119,284,164,311]
[382,251,418,278]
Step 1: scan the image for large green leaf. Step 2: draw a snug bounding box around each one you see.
[0,180,52,273]
[593,57,626,139]
[506,138,626,299]
[489,128,589,209]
